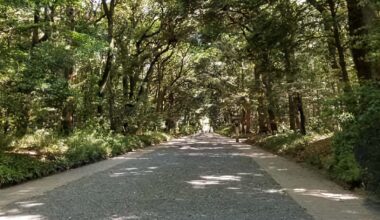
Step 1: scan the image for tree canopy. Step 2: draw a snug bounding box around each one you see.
[1,0,380,195]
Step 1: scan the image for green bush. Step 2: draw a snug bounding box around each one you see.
[138,135,155,146]
[0,153,58,187]
[65,141,108,167]
[330,84,380,193]
[0,129,170,187]
[13,129,57,151]
[0,133,13,150]
[125,135,144,148]
[179,125,198,136]
[255,132,337,177]
[64,130,141,167]
[139,132,170,146]
[216,126,233,137]
[258,132,308,154]
[330,130,361,184]
[105,134,133,157]
[152,132,169,142]
[352,85,380,194]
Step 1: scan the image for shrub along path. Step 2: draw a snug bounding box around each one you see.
[0,133,379,219]
[0,131,170,187]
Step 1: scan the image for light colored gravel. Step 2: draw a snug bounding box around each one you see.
[2,133,378,220]
[0,133,313,220]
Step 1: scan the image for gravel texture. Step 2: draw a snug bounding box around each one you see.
[0,133,313,220]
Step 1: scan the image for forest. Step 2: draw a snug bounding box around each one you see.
[0,0,380,197]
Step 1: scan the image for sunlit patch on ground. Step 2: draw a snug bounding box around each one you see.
[277,168,288,172]
[245,152,277,159]
[186,180,221,186]
[179,146,198,150]
[200,175,241,181]
[111,215,141,220]
[237,172,251,175]
[187,175,242,189]
[227,187,241,190]
[0,201,46,220]
[0,208,21,215]
[237,147,251,150]
[112,156,150,160]
[164,142,178,146]
[186,153,207,156]
[237,172,264,177]
[292,188,360,201]
[15,202,44,209]
[0,215,44,220]
[180,145,225,151]
[110,172,126,177]
[110,166,159,177]
[342,210,359,215]
[263,189,286,194]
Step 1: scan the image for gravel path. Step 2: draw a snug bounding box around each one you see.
[0,133,313,220]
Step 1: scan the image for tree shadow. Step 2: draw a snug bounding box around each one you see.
[1,134,366,219]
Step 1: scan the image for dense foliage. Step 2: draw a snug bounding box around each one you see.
[0,129,169,187]
[0,0,380,195]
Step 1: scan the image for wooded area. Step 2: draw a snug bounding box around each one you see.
[1,0,380,196]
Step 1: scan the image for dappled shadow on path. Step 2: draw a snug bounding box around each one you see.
[1,133,374,219]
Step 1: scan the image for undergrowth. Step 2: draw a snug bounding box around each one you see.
[0,130,170,187]
[247,132,362,189]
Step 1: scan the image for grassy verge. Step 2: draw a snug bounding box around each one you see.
[0,130,170,188]
[246,132,363,189]
[249,132,332,167]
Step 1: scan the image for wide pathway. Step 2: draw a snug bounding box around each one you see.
[0,133,379,220]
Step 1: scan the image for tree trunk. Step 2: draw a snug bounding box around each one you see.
[327,0,351,91]
[98,0,116,114]
[262,64,278,134]
[62,97,74,134]
[308,0,351,89]
[129,75,136,99]
[123,74,129,103]
[346,0,378,82]
[284,48,297,131]
[16,106,29,136]
[98,49,113,114]
[307,0,339,71]
[295,92,306,135]
[254,66,268,134]
[107,79,117,131]
[288,94,297,131]
[240,109,246,134]
[61,6,76,134]
[32,2,53,48]
[257,96,268,134]
[32,4,40,47]
[156,62,166,113]
[268,108,278,134]
[245,108,252,133]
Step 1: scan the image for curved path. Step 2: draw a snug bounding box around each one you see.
[0,133,379,220]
